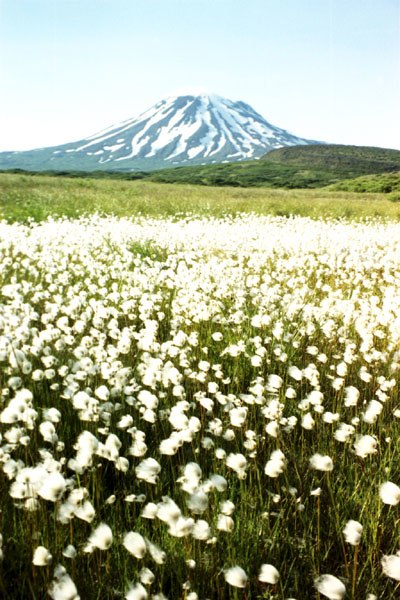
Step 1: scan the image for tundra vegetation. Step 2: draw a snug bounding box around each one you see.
[1,174,400,598]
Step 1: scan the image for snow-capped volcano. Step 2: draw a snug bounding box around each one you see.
[0,93,321,172]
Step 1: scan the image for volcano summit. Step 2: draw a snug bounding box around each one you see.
[0,93,321,172]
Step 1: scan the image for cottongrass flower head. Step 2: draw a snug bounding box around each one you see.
[168,515,194,537]
[192,519,211,540]
[186,490,209,514]
[62,545,77,559]
[265,449,286,478]
[123,532,146,558]
[379,481,400,505]
[38,472,67,502]
[125,582,148,599]
[229,406,248,427]
[343,519,363,545]
[315,574,346,599]
[156,496,181,523]
[382,554,400,580]
[135,458,161,484]
[224,566,247,588]
[139,567,155,585]
[220,500,235,515]
[73,500,96,523]
[225,453,247,478]
[310,454,333,472]
[33,545,52,566]
[145,538,166,564]
[265,420,279,437]
[217,514,234,532]
[208,474,227,492]
[288,365,302,381]
[177,462,202,493]
[141,502,158,519]
[334,423,355,443]
[344,386,359,407]
[353,434,378,458]
[48,565,80,600]
[267,374,283,392]
[301,412,315,430]
[258,563,280,584]
[84,523,113,552]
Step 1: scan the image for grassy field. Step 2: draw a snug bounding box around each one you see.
[1,213,400,599]
[2,174,400,599]
[2,172,400,222]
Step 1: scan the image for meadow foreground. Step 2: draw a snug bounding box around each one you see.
[1,213,400,599]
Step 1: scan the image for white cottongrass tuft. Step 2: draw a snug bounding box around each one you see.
[168,515,194,537]
[310,454,333,472]
[382,554,400,580]
[379,481,400,505]
[225,453,247,478]
[62,545,77,559]
[135,458,161,484]
[191,519,211,540]
[220,500,235,515]
[229,407,248,427]
[224,566,248,588]
[125,582,148,599]
[301,412,315,430]
[141,502,158,519]
[288,365,302,381]
[123,532,146,558]
[344,386,359,407]
[38,472,67,502]
[258,563,280,584]
[353,434,378,458]
[186,490,209,514]
[48,565,80,600]
[84,523,113,551]
[267,374,283,391]
[265,449,286,478]
[139,567,155,585]
[217,514,234,532]
[145,539,166,564]
[33,545,52,566]
[265,420,279,437]
[315,574,346,599]
[343,519,363,545]
[209,474,227,492]
[74,500,96,523]
[156,496,181,524]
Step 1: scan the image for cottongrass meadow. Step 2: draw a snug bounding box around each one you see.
[1,212,400,599]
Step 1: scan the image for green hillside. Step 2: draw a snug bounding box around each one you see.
[263,144,400,174]
[2,144,399,189]
[148,159,338,188]
[146,144,400,188]
[327,171,400,194]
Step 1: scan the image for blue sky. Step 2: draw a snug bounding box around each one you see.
[0,0,399,151]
